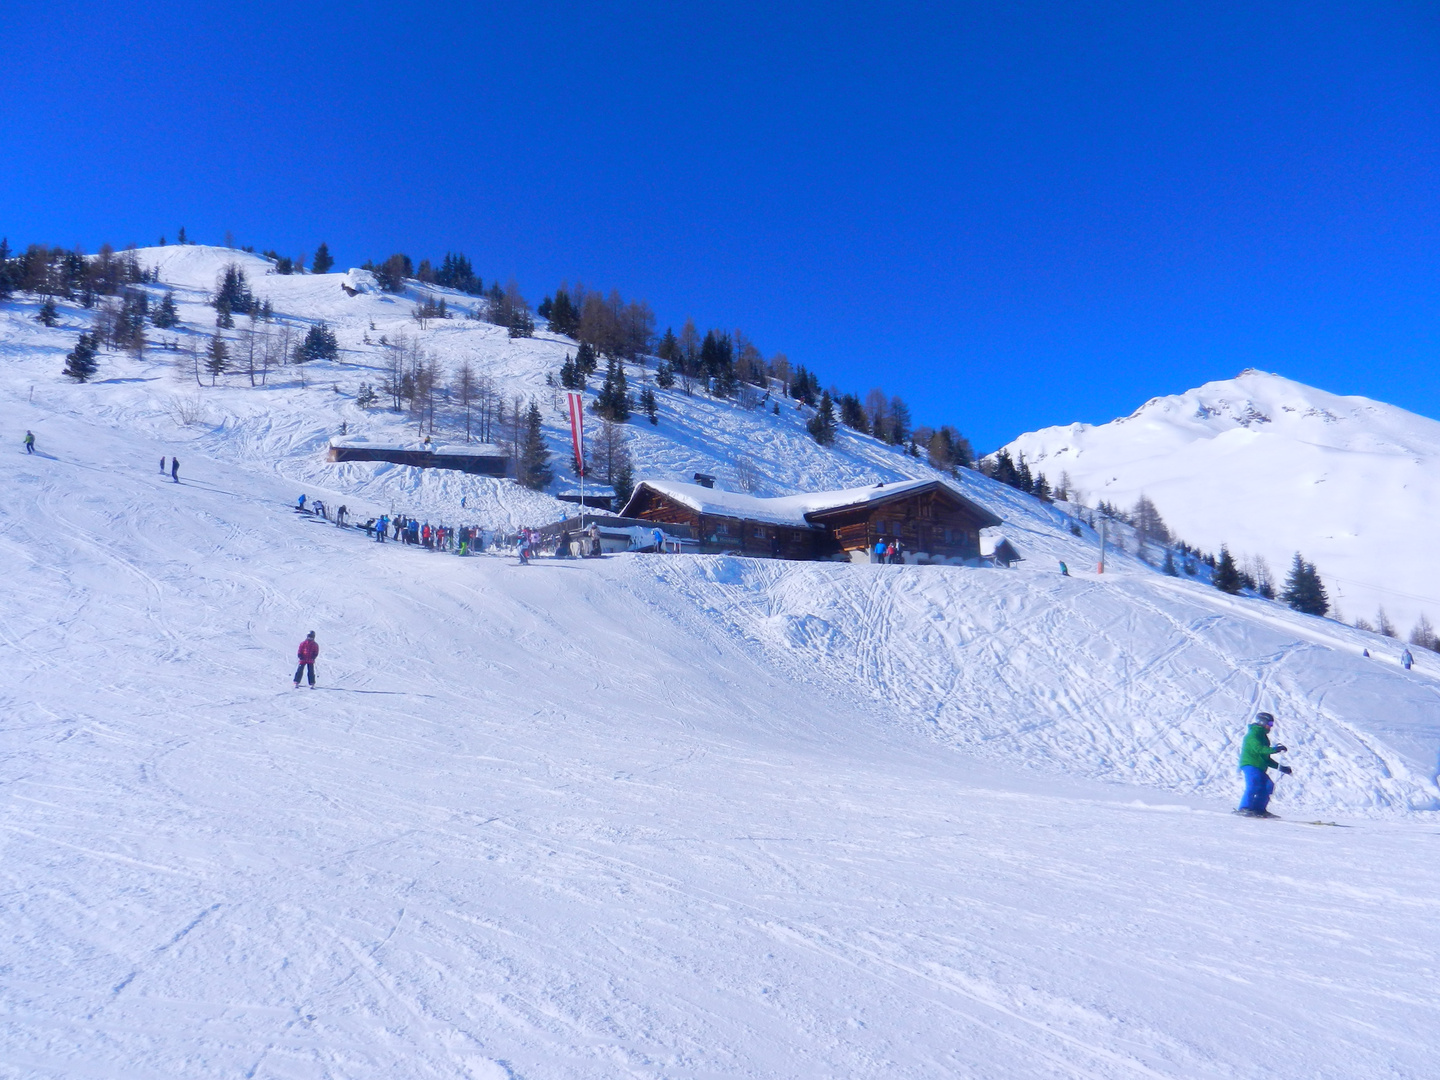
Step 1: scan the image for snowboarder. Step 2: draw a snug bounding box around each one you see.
[1401,648,1414,671]
[293,631,319,689]
[23,431,35,454]
[1236,712,1291,818]
[170,457,179,483]
[336,505,347,527]
[1060,561,1070,576]
[297,494,307,512]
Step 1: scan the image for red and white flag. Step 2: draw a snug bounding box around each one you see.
[565,391,585,475]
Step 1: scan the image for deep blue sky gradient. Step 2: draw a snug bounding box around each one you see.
[3,1,1438,449]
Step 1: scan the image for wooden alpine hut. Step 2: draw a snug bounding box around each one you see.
[617,478,1002,563]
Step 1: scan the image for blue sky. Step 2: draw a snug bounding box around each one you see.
[3,1,1437,450]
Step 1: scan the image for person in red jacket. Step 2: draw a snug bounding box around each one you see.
[293,631,319,689]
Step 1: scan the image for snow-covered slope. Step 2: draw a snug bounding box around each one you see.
[4,252,1440,1076]
[999,370,1440,634]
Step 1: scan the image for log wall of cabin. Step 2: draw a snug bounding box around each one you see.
[816,492,985,559]
[696,515,817,559]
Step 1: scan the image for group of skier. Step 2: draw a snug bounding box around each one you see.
[871,537,905,564]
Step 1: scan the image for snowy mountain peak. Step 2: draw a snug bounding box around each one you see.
[1001,371,1440,631]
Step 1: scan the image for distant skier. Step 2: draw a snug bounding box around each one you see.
[557,528,572,557]
[652,526,665,553]
[293,631,319,689]
[1402,648,1414,671]
[1059,561,1070,576]
[160,456,166,473]
[297,494,307,512]
[1235,712,1291,818]
[375,514,387,543]
[336,505,347,527]
[170,457,179,483]
[23,431,35,454]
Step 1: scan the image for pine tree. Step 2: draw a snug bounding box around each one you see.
[177,226,187,244]
[806,391,837,446]
[656,326,680,365]
[517,401,553,490]
[839,393,867,432]
[205,334,229,384]
[655,360,675,389]
[62,331,99,382]
[214,263,254,316]
[592,357,631,422]
[1163,548,1178,576]
[1280,553,1329,616]
[153,291,180,328]
[295,321,339,363]
[640,386,658,424]
[1213,546,1242,594]
[311,243,334,274]
[1377,608,1397,637]
[36,297,59,327]
[575,340,598,377]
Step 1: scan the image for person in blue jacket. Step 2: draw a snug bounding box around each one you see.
[1236,712,1291,817]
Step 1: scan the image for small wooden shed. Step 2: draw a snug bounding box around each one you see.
[327,439,508,477]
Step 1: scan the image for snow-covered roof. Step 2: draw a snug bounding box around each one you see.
[329,437,504,458]
[622,478,1001,529]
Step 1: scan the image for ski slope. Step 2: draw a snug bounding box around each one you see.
[999,370,1440,635]
[3,252,1440,1077]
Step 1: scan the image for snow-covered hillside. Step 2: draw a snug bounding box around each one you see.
[999,370,1440,635]
[3,245,997,531]
[4,251,1440,1076]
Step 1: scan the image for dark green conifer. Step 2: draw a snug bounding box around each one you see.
[1213,546,1243,594]
[62,331,99,381]
[1281,553,1330,616]
[517,401,553,490]
[806,391,837,446]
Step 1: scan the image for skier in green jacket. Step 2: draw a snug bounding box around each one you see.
[1236,712,1291,817]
